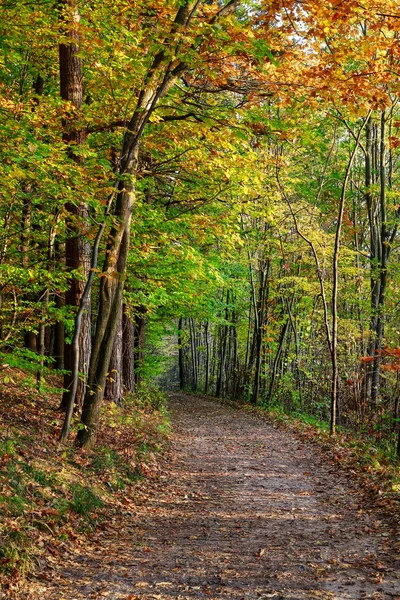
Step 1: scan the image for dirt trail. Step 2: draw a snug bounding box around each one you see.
[39,394,399,599]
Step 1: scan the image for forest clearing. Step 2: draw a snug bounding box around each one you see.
[1,0,400,597]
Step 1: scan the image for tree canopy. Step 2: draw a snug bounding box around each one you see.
[1,0,400,455]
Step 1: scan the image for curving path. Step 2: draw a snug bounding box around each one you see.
[39,394,399,599]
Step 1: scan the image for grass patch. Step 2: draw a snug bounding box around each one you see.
[0,529,34,576]
[0,440,16,459]
[69,484,104,517]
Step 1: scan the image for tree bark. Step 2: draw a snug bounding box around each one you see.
[58,0,91,411]
[53,291,65,370]
[216,290,230,398]
[331,114,369,433]
[77,183,133,447]
[178,317,185,390]
[204,321,210,394]
[252,261,270,405]
[122,305,135,393]
[189,318,198,390]
[370,111,389,405]
[105,310,123,405]
[266,318,289,404]
[134,306,147,388]
[365,116,379,401]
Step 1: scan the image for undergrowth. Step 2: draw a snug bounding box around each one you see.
[0,374,170,596]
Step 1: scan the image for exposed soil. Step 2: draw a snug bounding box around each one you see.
[32,394,400,599]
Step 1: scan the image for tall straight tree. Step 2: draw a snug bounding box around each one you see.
[76,0,243,448]
[58,0,91,411]
[363,109,399,405]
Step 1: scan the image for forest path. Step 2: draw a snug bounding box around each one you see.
[41,394,399,600]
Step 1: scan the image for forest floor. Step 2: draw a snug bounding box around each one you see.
[27,393,400,600]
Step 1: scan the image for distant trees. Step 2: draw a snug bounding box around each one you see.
[176,102,400,455]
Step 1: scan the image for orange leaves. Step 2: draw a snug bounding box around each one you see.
[360,355,375,363]
[256,0,400,113]
[389,136,400,149]
[360,347,400,371]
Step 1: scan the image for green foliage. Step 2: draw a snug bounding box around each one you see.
[90,447,142,490]
[0,381,171,581]
[19,462,55,487]
[0,440,16,459]
[130,384,168,413]
[268,373,303,413]
[69,484,104,517]
[90,447,122,474]
[101,385,170,462]
[0,530,34,576]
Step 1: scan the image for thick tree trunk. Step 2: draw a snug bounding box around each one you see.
[58,0,91,411]
[77,129,139,446]
[24,332,37,352]
[122,305,135,393]
[105,309,123,405]
[134,306,147,388]
[77,206,132,448]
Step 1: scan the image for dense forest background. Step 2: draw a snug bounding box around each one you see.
[1,0,400,456]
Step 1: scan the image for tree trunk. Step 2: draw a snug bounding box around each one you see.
[134,306,147,388]
[122,305,135,393]
[216,290,230,398]
[204,321,210,394]
[331,114,369,433]
[215,325,227,399]
[36,290,49,388]
[252,261,270,405]
[365,116,378,401]
[61,211,91,410]
[77,201,132,448]
[178,317,185,390]
[266,318,289,404]
[189,318,198,391]
[105,309,123,405]
[59,0,91,411]
[53,292,65,370]
[370,111,388,406]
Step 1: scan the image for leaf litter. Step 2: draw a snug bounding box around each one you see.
[17,394,400,599]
